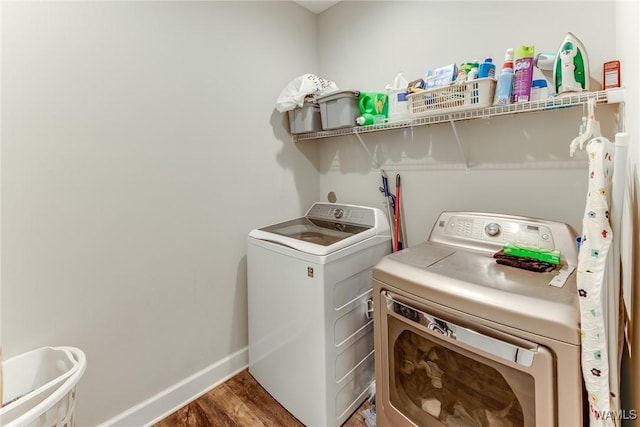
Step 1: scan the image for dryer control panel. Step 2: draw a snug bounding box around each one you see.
[441,214,555,250]
[428,212,579,265]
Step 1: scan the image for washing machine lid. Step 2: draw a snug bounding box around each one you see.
[249,203,390,256]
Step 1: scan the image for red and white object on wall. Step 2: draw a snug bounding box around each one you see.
[603,60,621,90]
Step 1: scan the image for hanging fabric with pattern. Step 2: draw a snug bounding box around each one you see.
[577,135,619,427]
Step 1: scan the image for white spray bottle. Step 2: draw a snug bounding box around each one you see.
[493,48,514,106]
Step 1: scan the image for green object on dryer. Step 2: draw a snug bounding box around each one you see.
[502,245,561,265]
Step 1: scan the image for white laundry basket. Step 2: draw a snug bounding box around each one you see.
[1,346,87,427]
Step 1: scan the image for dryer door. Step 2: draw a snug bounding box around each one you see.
[377,291,556,427]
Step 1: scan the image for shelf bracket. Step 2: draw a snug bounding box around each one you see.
[354,132,381,170]
[448,114,470,173]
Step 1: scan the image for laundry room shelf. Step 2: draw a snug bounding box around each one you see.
[292,88,625,142]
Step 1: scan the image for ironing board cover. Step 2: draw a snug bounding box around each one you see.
[577,136,619,427]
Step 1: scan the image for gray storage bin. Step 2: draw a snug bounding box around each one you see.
[288,101,322,134]
[317,90,360,130]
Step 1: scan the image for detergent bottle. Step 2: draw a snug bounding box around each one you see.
[385,73,410,122]
[356,113,380,126]
[493,48,514,106]
[478,57,496,79]
[466,62,479,81]
[357,92,388,126]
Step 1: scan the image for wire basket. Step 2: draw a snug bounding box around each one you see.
[1,346,87,427]
[408,78,497,117]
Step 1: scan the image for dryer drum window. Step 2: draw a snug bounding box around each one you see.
[391,320,530,426]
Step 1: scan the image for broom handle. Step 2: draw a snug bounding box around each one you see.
[394,174,401,252]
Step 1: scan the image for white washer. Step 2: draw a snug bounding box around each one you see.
[247,203,391,427]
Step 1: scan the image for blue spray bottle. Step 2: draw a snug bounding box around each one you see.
[493,48,514,106]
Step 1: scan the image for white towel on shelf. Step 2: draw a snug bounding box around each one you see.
[275,74,338,112]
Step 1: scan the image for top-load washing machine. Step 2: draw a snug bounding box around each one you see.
[247,202,391,427]
[372,212,582,427]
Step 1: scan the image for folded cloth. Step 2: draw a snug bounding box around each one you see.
[276,74,339,112]
[493,250,556,273]
[363,405,376,427]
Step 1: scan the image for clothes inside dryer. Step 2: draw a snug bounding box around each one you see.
[393,323,531,427]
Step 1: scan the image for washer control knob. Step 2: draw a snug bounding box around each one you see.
[334,208,344,219]
[484,222,501,237]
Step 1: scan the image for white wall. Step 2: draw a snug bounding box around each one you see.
[317,0,639,419]
[317,1,619,241]
[615,0,640,421]
[1,2,319,425]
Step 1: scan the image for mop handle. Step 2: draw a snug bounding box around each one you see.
[379,172,395,253]
[394,174,401,252]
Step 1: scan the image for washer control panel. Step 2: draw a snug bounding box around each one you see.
[306,203,376,227]
[432,212,559,252]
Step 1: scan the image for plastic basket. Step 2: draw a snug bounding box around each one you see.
[1,346,87,427]
[408,78,497,117]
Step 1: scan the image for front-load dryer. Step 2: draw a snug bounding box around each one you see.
[373,212,582,427]
[248,203,391,427]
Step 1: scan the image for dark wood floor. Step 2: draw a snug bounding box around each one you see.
[153,369,373,427]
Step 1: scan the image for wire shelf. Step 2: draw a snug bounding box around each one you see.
[292,88,623,142]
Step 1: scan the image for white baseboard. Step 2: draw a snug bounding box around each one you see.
[98,347,248,427]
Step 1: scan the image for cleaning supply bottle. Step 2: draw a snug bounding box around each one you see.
[466,62,479,81]
[357,92,388,126]
[478,57,496,78]
[456,62,472,83]
[513,45,535,103]
[493,48,514,106]
[460,62,473,76]
[530,79,549,101]
[356,113,384,126]
[386,73,410,122]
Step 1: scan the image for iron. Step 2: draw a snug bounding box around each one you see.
[554,32,590,95]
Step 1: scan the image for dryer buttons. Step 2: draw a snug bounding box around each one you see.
[484,222,501,237]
